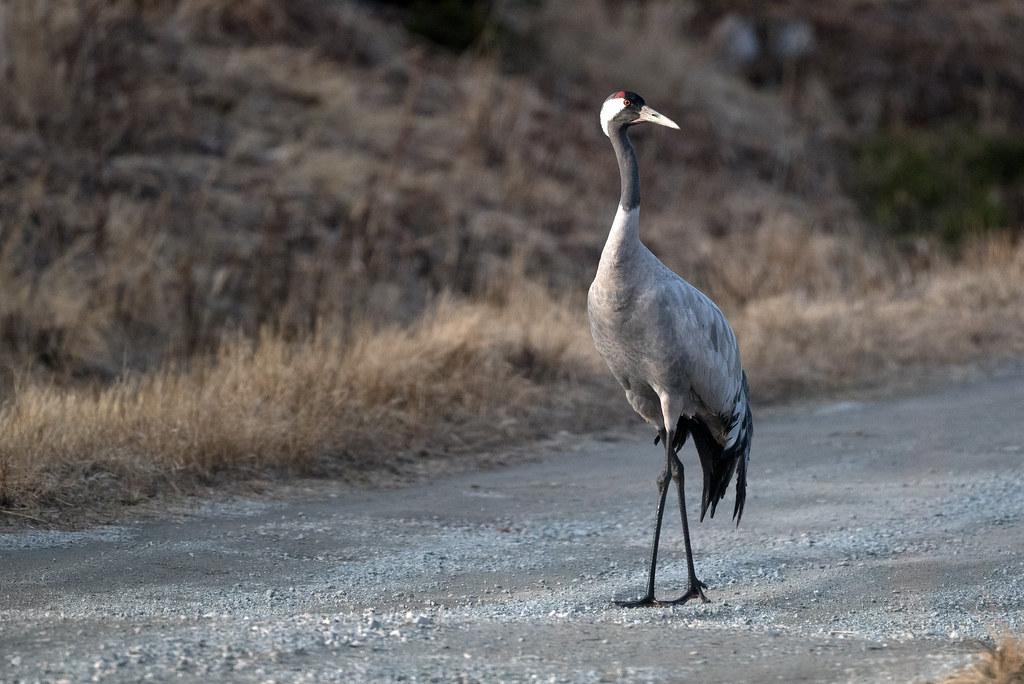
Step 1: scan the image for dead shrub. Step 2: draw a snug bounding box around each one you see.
[938,637,1024,684]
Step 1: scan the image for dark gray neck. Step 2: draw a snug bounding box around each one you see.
[609,123,640,210]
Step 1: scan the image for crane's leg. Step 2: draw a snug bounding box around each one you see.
[615,428,671,607]
[667,454,710,604]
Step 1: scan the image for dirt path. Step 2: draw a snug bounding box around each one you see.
[2,371,1023,683]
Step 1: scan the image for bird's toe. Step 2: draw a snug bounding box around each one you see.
[667,583,711,605]
[614,594,658,608]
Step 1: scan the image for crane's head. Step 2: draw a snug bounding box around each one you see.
[600,91,680,137]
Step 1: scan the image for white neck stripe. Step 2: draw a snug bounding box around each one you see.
[600,98,627,137]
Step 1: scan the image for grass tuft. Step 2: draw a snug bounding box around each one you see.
[939,637,1024,684]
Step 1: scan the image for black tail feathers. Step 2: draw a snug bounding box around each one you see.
[732,435,748,524]
[677,381,752,526]
[686,419,734,523]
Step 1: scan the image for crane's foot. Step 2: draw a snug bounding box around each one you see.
[666,579,710,604]
[614,593,657,608]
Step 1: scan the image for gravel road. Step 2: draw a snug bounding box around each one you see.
[2,370,1023,683]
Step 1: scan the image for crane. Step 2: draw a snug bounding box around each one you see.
[588,91,753,607]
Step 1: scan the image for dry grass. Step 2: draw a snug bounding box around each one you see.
[736,237,1024,400]
[0,284,608,514]
[938,637,1024,684]
[3,237,1021,516]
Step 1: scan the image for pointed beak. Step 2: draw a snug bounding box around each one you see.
[637,105,680,130]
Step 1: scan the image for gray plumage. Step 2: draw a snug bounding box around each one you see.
[588,203,751,520]
[589,205,741,440]
[589,91,751,606]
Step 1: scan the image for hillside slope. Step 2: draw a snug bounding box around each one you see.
[0,0,1022,518]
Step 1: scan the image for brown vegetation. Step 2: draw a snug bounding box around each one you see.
[938,637,1024,684]
[1,0,1023,517]
[739,236,1024,400]
[0,284,609,512]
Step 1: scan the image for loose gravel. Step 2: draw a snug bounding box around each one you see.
[1,371,1022,683]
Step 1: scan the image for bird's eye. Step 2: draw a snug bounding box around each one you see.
[623,99,631,107]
